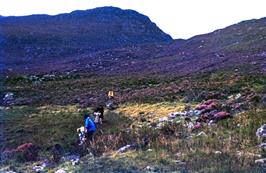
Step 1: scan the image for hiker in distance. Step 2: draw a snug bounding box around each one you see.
[77,113,96,145]
[93,106,104,124]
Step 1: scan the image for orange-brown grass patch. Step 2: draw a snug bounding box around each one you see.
[116,102,187,121]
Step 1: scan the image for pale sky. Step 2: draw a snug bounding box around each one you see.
[0,0,266,39]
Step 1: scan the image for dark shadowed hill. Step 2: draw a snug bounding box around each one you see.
[0,6,172,69]
[179,17,266,54]
[1,8,266,76]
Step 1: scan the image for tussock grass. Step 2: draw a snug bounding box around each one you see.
[116,102,186,120]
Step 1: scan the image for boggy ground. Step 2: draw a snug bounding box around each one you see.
[1,69,266,172]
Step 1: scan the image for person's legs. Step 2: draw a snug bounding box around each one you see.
[86,131,94,141]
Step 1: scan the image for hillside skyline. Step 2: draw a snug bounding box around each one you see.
[1,0,266,39]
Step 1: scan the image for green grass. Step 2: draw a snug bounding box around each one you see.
[1,106,265,172]
[1,70,266,172]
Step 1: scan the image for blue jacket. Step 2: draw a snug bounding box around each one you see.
[85,117,96,132]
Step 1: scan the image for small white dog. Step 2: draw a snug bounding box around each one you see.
[77,126,86,145]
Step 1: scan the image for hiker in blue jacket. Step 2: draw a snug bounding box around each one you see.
[83,113,96,140]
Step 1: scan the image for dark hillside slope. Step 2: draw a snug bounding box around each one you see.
[34,17,266,76]
[1,10,266,76]
[164,17,266,75]
[180,17,266,54]
[0,7,172,69]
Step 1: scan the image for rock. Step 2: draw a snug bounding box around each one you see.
[187,110,201,116]
[214,151,222,154]
[32,162,47,172]
[255,158,266,164]
[208,120,215,126]
[145,165,155,171]
[196,131,207,137]
[61,154,80,166]
[168,112,179,119]
[155,122,165,129]
[117,145,132,153]
[3,92,14,101]
[187,122,194,129]
[55,169,66,173]
[171,110,200,117]
[175,111,186,116]
[258,143,266,149]
[235,93,242,101]
[159,117,168,122]
[2,92,14,105]
[105,100,118,110]
[256,124,266,138]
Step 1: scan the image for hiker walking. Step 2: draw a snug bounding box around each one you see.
[84,113,96,140]
[93,106,104,124]
[77,113,96,145]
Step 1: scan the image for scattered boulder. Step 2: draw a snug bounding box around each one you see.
[168,112,179,119]
[187,122,194,129]
[116,138,149,153]
[32,162,47,172]
[55,169,66,173]
[214,151,222,154]
[258,143,266,149]
[117,144,132,153]
[61,154,80,166]
[144,165,156,172]
[256,124,266,138]
[2,92,14,105]
[158,117,168,122]
[105,100,118,110]
[255,158,266,164]
[196,131,207,137]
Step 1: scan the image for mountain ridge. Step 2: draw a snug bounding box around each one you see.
[0,6,172,71]
[1,7,266,76]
